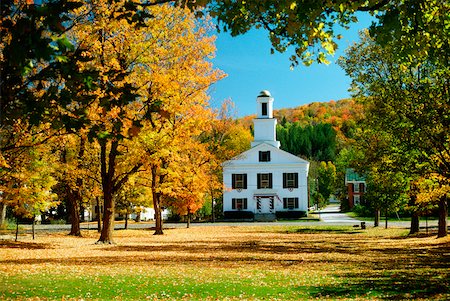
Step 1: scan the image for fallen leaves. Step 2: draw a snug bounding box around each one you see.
[0,226,449,300]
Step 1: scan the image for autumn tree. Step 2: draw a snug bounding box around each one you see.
[0,0,99,231]
[162,137,212,228]
[138,91,221,234]
[52,132,103,236]
[416,173,450,236]
[199,100,252,220]
[0,123,59,239]
[66,1,223,241]
[115,177,149,230]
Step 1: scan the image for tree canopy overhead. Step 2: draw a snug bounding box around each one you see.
[194,0,449,66]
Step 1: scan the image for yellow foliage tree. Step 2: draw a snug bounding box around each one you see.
[68,1,223,241]
[0,122,58,239]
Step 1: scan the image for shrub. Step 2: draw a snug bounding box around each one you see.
[352,204,373,217]
[275,211,307,219]
[223,211,254,220]
[50,219,67,225]
[0,219,18,230]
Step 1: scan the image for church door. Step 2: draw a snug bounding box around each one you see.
[256,196,274,214]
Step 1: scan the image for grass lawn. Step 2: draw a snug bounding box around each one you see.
[1,225,449,300]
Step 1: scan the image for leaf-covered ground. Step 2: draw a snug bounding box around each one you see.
[1,225,449,300]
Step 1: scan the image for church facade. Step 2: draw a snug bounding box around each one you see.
[222,91,310,221]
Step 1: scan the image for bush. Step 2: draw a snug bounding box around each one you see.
[166,213,182,222]
[352,204,373,217]
[275,211,307,219]
[0,219,18,230]
[50,219,67,225]
[223,211,254,220]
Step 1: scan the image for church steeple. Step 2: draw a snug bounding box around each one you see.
[251,90,281,148]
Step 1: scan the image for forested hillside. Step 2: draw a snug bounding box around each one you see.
[240,98,363,161]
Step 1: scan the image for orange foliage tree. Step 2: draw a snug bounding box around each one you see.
[67,1,223,241]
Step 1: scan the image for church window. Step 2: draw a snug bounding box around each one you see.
[283,173,299,188]
[283,198,299,209]
[261,102,268,116]
[259,151,271,162]
[232,174,247,189]
[257,173,272,189]
[232,198,247,210]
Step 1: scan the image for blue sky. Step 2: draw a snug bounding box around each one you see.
[209,15,374,117]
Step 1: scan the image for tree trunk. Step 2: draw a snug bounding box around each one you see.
[67,188,82,236]
[97,197,102,233]
[374,209,380,227]
[125,212,128,230]
[187,208,191,228]
[15,217,19,242]
[97,139,118,244]
[62,137,85,237]
[408,193,420,235]
[437,195,448,238]
[151,164,164,235]
[409,212,420,235]
[211,189,215,223]
[153,194,164,235]
[98,191,115,243]
[32,215,35,240]
[0,203,6,228]
[385,208,388,229]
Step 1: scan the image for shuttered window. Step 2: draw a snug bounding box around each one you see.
[259,151,271,162]
[232,198,248,210]
[232,174,247,189]
[283,198,299,209]
[257,173,272,189]
[283,173,299,188]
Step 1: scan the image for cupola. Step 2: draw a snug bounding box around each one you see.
[251,90,280,148]
[256,90,274,119]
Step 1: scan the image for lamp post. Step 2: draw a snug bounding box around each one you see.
[211,198,215,223]
[316,178,321,220]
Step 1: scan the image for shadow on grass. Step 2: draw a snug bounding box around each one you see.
[0,240,52,250]
[305,270,450,300]
[289,228,363,235]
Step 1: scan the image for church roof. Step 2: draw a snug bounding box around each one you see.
[222,142,309,167]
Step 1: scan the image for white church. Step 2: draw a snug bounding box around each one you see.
[222,90,310,221]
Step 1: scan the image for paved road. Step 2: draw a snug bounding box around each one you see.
[316,203,363,224]
[16,203,439,233]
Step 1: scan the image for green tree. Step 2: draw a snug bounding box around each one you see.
[277,122,336,161]
[198,0,449,66]
[364,170,409,229]
[339,31,449,236]
[317,161,336,203]
[0,0,86,127]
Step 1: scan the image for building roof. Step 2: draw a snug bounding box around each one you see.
[222,142,309,168]
[345,168,366,182]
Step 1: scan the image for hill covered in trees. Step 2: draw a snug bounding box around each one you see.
[240,98,363,161]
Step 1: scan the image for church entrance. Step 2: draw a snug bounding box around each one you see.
[256,196,274,214]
